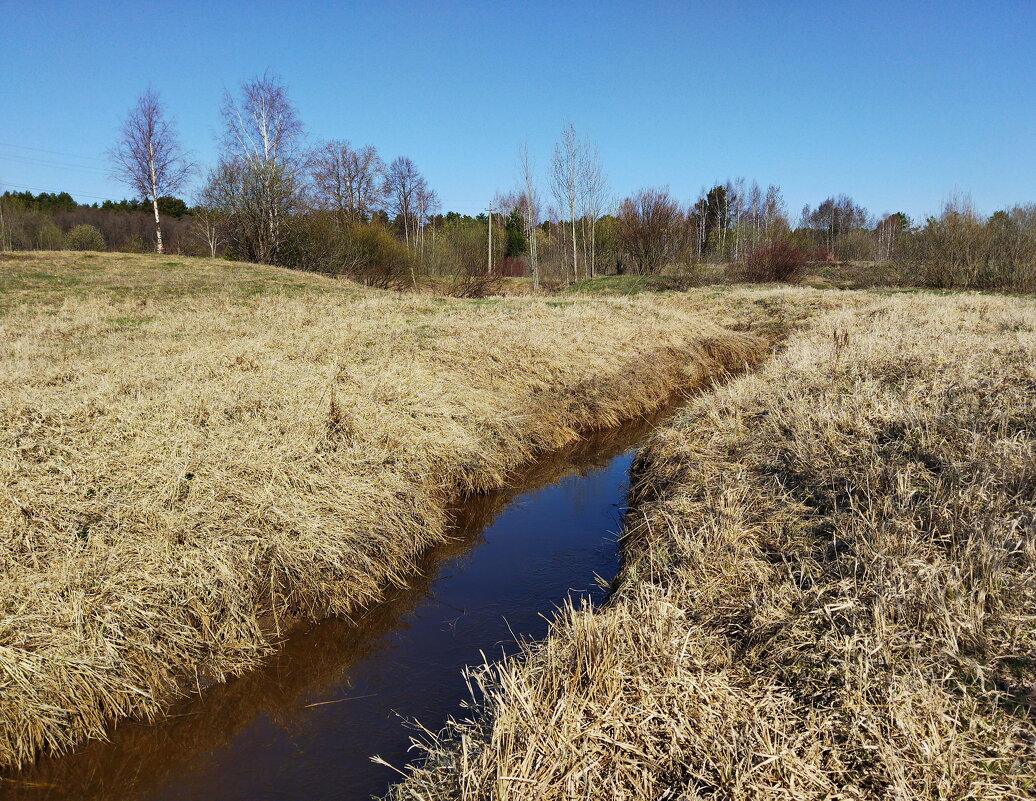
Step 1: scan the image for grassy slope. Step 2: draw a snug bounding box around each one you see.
[0,251,810,770]
[389,293,1036,800]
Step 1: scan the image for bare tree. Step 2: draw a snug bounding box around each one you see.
[310,140,385,226]
[384,156,424,249]
[212,73,306,263]
[191,178,227,258]
[109,89,193,254]
[518,142,541,291]
[763,185,788,245]
[615,188,685,274]
[215,75,305,262]
[551,123,582,283]
[801,194,869,257]
[579,134,608,278]
[221,72,304,165]
[414,181,440,267]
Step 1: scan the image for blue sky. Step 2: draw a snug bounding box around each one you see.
[1,0,1033,221]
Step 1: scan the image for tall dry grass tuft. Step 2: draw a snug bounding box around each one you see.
[0,253,771,770]
[388,293,1036,800]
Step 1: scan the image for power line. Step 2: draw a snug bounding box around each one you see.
[0,141,105,162]
[0,153,109,175]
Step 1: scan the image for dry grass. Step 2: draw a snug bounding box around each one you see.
[0,252,775,770]
[388,292,1036,800]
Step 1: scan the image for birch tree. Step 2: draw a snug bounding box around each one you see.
[109,89,192,254]
[518,142,541,290]
[384,156,426,249]
[191,200,225,258]
[551,123,582,283]
[210,73,306,263]
[578,134,608,278]
[414,181,440,265]
[310,140,385,226]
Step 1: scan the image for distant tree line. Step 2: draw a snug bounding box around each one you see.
[2,73,1035,293]
[0,190,195,252]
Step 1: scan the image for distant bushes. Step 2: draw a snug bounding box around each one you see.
[280,213,414,288]
[896,201,1036,292]
[64,224,106,251]
[730,242,807,283]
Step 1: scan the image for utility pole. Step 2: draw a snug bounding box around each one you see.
[487,203,493,275]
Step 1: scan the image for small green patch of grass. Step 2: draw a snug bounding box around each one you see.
[106,315,151,330]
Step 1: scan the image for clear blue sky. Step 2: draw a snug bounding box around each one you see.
[2,0,1033,222]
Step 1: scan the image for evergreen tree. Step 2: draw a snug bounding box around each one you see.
[504,207,528,257]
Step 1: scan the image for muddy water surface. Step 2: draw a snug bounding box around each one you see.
[3,415,669,801]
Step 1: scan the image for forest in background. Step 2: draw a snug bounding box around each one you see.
[2,73,1035,293]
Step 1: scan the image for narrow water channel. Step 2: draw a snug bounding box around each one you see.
[2,414,670,801]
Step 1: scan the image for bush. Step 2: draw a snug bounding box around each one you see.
[336,223,413,288]
[440,272,504,298]
[64,224,105,251]
[733,243,807,283]
[811,246,837,264]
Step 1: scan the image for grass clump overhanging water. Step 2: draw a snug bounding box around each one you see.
[386,292,1036,800]
[0,251,784,771]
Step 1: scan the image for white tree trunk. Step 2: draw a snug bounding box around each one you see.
[152,196,164,254]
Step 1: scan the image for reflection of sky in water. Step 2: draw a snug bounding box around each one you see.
[5,412,670,801]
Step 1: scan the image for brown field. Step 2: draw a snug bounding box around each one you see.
[0,252,786,770]
[388,293,1036,799]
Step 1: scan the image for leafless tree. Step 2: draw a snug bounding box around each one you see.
[518,142,541,290]
[310,140,385,226]
[221,72,304,164]
[109,89,193,254]
[551,123,582,283]
[763,185,787,245]
[615,188,685,274]
[191,179,227,258]
[414,181,440,266]
[578,134,609,278]
[691,191,708,261]
[212,72,306,263]
[384,156,424,249]
[800,194,869,257]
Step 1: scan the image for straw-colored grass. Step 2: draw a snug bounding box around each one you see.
[388,292,1036,799]
[0,251,780,770]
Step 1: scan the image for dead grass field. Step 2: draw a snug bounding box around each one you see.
[389,293,1036,800]
[0,251,803,770]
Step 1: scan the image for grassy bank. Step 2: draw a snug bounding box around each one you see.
[0,252,777,770]
[388,292,1036,799]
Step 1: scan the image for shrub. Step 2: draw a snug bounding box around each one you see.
[336,223,413,288]
[811,246,837,264]
[734,243,807,283]
[64,224,106,251]
[441,272,504,298]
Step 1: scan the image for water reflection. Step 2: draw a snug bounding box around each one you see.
[1,412,672,801]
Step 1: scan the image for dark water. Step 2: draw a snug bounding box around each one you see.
[1,416,667,801]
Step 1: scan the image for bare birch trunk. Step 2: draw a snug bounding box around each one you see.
[152,196,164,254]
